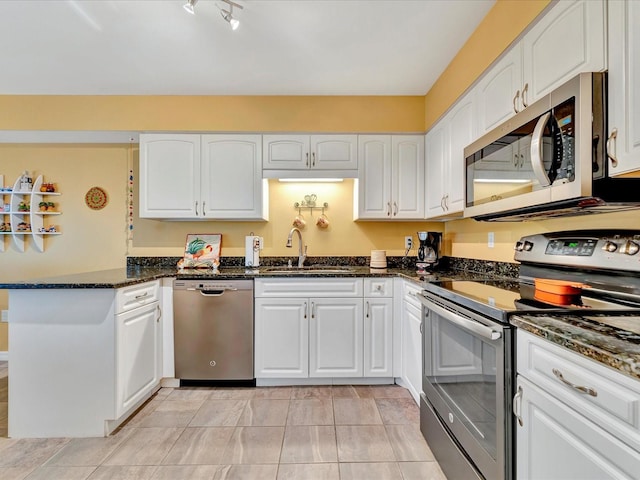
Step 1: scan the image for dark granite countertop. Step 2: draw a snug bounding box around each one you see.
[511,314,640,381]
[0,255,519,290]
[0,266,459,289]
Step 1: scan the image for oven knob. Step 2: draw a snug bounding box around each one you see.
[602,241,618,253]
[523,241,534,251]
[448,412,454,424]
[514,241,524,251]
[621,240,640,255]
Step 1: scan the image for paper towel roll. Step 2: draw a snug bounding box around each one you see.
[370,250,387,268]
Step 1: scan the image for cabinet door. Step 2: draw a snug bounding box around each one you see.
[311,135,358,170]
[364,297,393,377]
[446,95,474,214]
[425,125,447,218]
[392,135,425,219]
[139,134,200,218]
[309,298,363,377]
[402,297,422,403]
[516,376,640,480]
[475,47,523,134]
[522,0,606,104]
[116,302,159,417]
[607,0,640,176]
[263,135,310,170]
[201,135,267,220]
[356,135,392,219]
[255,298,308,378]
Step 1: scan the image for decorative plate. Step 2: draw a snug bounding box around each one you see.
[85,186,108,210]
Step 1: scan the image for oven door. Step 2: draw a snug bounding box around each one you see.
[418,292,513,480]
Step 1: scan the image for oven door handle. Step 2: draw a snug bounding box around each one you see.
[417,294,502,341]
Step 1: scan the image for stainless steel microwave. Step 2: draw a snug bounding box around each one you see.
[464,72,640,221]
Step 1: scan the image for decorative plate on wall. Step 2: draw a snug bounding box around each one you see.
[85,186,108,210]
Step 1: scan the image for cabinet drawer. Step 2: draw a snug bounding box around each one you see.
[402,281,422,308]
[364,278,393,297]
[116,280,160,313]
[517,329,640,450]
[255,278,363,297]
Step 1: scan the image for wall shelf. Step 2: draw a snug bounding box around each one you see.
[1,173,62,253]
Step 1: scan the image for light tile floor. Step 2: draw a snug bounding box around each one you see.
[0,374,448,480]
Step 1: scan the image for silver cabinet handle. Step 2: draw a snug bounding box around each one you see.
[306,152,309,167]
[552,368,597,397]
[440,196,445,211]
[513,385,524,427]
[393,201,398,216]
[607,128,618,168]
[156,304,162,323]
[522,83,529,108]
[135,292,149,299]
[365,301,370,318]
[312,152,316,167]
[202,201,206,216]
[311,302,315,319]
[303,302,307,319]
[419,321,423,334]
[530,111,553,186]
[387,202,391,217]
[513,90,520,114]
[514,153,519,167]
[195,201,199,216]
[520,153,525,168]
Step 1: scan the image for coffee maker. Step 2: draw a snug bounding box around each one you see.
[416,231,442,273]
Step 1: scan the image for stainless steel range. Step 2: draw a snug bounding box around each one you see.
[417,230,640,480]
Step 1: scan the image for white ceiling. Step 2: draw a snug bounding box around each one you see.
[0,0,495,96]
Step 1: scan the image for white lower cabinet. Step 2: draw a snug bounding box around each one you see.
[8,280,162,438]
[400,280,423,403]
[116,301,161,417]
[254,278,393,382]
[309,298,363,377]
[515,330,640,479]
[254,298,309,378]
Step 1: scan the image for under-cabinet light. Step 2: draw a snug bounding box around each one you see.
[278,178,344,183]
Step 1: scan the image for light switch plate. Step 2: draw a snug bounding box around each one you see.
[1,310,8,322]
[488,232,495,248]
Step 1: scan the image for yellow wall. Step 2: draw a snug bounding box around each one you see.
[0,96,425,133]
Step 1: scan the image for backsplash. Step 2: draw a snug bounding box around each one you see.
[127,255,520,278]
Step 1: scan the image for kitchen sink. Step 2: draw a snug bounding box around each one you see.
[262,265,356,274]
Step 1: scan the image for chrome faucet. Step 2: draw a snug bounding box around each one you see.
[286,227,307,268]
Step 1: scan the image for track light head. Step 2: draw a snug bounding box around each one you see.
[183,0,197,14]
[220,0,243,30]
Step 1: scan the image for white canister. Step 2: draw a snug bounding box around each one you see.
[370,250,387,268]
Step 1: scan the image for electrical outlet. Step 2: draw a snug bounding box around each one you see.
[488,232,495,248]
[405,236,413,250]
[1,310,8,322]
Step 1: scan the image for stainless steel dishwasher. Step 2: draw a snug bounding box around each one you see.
[173,279,254,384]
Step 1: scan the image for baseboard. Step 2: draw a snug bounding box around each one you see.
[0,351,8,361]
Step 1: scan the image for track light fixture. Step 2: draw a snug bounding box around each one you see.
[219,0,243,30]
[182,0,197,15]
[182,0,243,31]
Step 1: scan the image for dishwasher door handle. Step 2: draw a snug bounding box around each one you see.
[198,290,226,296]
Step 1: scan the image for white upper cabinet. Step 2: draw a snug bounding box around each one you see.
[607,0,640,176]
[425,93,473,219]
[355,135,424,220]
[475,47,523,135]
[522,0,606,104]
[139,134,267,220]
[201,135,267,220]
[139,134,200,218]
[475,0,606,136]
[262,134,357,178]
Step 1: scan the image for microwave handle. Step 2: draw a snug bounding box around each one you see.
[531,112,552,187]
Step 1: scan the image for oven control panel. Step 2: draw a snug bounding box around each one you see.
[514,230,640,272]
